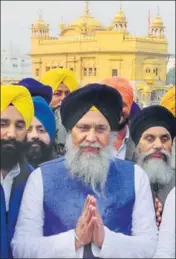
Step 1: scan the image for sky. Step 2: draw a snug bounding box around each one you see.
[1,1,175,55]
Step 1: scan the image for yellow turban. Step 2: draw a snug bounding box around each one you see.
[1,85,34,129]
[160,87,176,116]
[41,68,79,93]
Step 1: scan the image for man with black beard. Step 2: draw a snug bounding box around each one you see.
[0,84,34,258]
[12,84,157,258]
[130,105,175,226]
[17,77,56,167]
[26,96,56,168]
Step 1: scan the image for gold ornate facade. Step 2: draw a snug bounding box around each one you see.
[30,2,170,106]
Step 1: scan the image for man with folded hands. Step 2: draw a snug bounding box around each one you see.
[12,83,157,258]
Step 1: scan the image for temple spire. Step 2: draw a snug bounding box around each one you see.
[120,1,122,10]
[38,9,43,20]
[157,6,160,16]
[84,1,90,15]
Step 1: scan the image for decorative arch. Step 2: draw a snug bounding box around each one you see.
[60,27,81,37]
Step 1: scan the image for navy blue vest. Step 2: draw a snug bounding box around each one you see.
[41,158,135,241]
[0,163,33,259]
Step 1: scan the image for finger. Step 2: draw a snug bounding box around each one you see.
[92,216,103,229]
[94,202,102,221]
[87,196,94,207]
[88,197,95,209]
[84,195,92,217]
[158,207,163,212]
[85,206,92,224]
[83,195,90,211]
[156,211,161,217]
[158,216,162,222]
[155,198,159,203]
[92,205,103,226]
[90,196,96,205]
[87,216,95,233]
[89,205,96,217]
[158,204,163,209]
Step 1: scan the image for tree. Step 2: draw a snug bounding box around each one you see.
[166,67,175,85]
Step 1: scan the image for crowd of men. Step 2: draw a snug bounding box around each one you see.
[0,68,175,258]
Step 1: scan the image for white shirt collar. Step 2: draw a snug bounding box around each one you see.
[122,126,130,144]
[1,164,20,184]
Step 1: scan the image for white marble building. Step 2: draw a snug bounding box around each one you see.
[1,44,32,84]
[167,55,175,72]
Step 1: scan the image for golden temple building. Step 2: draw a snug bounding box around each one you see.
[30,2,172,106]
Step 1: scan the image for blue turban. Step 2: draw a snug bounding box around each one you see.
[33,96,56,140]
[17,78,52,104]
[129,102,141,121]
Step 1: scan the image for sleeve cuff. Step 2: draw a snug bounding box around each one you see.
[67,229,84,258]
[91,226,115,258]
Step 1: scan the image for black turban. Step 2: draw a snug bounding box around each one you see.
[60,83,123,131]
[130,105,176,145]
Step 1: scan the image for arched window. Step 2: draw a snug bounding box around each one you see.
[35,68,39,76]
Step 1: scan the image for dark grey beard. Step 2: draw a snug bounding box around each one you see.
[134,148,174,185]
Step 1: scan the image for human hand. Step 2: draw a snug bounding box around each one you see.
[89,197,105,248]
[75,195,94,249]
[155,198,163,228]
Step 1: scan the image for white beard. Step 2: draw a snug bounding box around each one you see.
[65,133,116,195]
[134,148,174,185]
[171,138,175,170]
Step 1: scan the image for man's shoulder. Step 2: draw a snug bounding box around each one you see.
[40,157,65,169]
[112,158,135,168]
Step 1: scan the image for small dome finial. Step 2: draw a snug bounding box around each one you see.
[157,6,160,16]
[120,1,122,10]
[61,16,64,24]
[84,1,90,15]
[38,9,43,20]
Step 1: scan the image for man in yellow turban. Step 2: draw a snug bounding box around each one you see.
[0,84,34,259]
[41,68,79,108]
[160,87,176,117]
[160,87,176,172]
[41,68,79,156]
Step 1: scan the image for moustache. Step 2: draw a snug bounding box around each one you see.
[0,138,26,170]
[79,142,102,148]
[142,149,170,162]
[26,139,53,167]
[26,139,43,149]
[0,138,26,151]
[1,139,16,149]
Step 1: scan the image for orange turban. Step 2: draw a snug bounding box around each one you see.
[160,87,176,116]
[101,77,134,112]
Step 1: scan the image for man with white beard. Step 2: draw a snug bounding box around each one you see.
[130,105,175,224]
[12,83,157,258]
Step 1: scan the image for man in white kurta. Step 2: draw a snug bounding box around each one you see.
[12,83,157,258]
[154,187,175,258]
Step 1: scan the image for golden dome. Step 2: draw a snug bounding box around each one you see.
[114,9,127,23]
[152,15,164,28]
[69,1,103,31]
[32,11,48,29]
[71,15,102,28]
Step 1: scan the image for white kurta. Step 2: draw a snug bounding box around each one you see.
[12,164,158,258]
[0,164,20,211]
[153,187,175,258]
